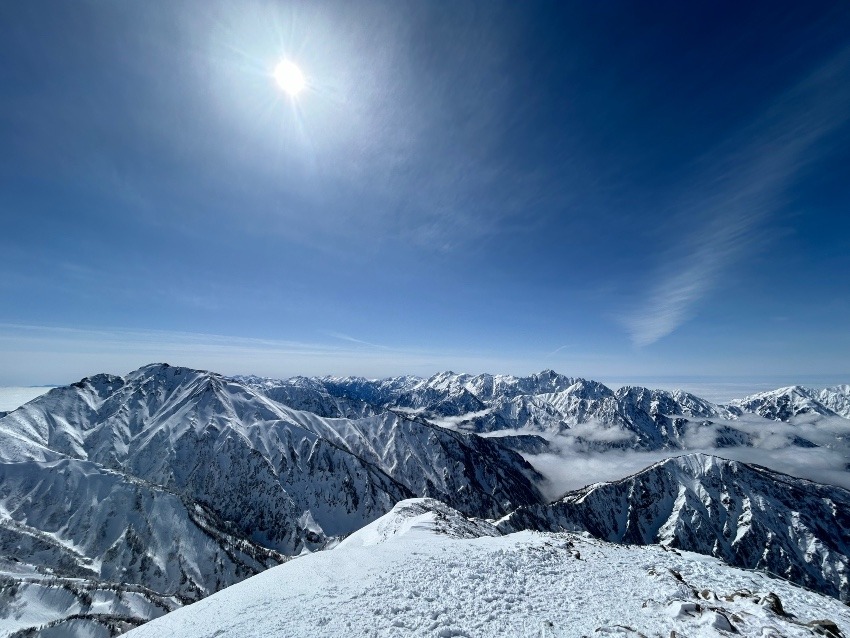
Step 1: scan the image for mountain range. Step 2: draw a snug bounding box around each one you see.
[0,364,848,636]
[240,371,850,453]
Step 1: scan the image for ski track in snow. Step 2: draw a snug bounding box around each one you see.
[127,527,849,638]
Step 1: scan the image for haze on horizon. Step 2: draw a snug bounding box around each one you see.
[1,1,849,387]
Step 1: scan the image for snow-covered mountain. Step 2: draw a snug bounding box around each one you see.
[220,373,850,531]
[124,498,850,638]
[0,459,283,636]
[249,371,850,453]
[1,364,848,635]
[811,384,850,419]
[499,454,850,602]
[0,364,543,635]
[729,385,850,420]
[1,364,542,536]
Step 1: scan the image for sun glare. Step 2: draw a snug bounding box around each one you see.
[273,60,306,96]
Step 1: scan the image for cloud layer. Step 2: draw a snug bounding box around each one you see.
[518,412,850,501]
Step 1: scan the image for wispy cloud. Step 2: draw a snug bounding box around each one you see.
[545,344,573,358]
[625,49,850,347]
[324,331,390,350]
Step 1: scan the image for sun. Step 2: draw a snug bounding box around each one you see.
[273,60,306,96]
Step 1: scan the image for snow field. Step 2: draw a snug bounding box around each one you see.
[125,523,849,638]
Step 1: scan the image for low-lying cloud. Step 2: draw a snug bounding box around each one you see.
[513,413,850,501]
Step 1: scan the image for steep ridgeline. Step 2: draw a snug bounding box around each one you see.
[498,454,850,602]
[232,374,379,419]
[0,364,544,632]
[247,372,850,453]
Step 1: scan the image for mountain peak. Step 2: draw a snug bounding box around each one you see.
[729,385,837,421]
[655,452,733,473]
[128,362,211,380]
[337,498,500,548]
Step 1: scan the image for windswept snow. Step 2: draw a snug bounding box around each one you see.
[126,499,850,638]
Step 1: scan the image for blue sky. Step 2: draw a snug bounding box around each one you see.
[1,1,849,386]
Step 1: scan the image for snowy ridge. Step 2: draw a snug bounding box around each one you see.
[0,567,181,637]
[499,453,850,602]
[728,386,842,420]
[810,384,850,419]
[337,498,500,548]
[0,364,542,542]
[125,499,850,638]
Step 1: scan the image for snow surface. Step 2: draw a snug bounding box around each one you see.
[126,499,849,638]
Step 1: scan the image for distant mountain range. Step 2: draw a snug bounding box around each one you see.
[239,370,850,450]
[0,364,847,635]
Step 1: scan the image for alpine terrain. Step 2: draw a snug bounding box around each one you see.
[125,498,850,638]
[0,364,847,636]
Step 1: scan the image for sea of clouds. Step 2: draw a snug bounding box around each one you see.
[490,413,850,499]
[0,387,54,413]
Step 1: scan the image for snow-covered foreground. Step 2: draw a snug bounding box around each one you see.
[127,500,849,638]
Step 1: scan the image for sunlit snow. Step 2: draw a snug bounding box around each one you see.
[126,499,850,638]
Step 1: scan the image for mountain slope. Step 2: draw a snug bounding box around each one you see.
[124,499,850,638]
[0,364,546,634]
[1,365,848,635]
[810,385,850,419]
[498,454,850,602]
[0,364,543,540]
[0,568,181,638]
[0,458,286,595]
[0,456,288,636]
